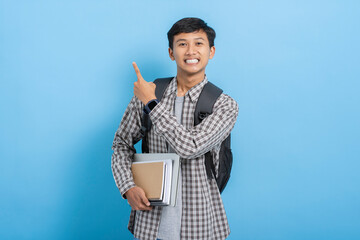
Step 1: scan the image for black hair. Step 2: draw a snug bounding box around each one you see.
[167,17,216,50]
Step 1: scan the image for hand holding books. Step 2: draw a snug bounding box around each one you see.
[129,153,181,208]
[125,186,153,211]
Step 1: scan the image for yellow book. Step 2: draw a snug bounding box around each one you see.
[131,161,165,200]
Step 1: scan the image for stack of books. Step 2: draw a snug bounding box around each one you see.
[132,153,180,206]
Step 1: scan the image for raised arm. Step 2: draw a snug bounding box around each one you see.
[149,93,239,159]
[130,62,239,160]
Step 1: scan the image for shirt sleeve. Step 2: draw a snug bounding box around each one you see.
[111,96,143,198]
[149,93,239,159]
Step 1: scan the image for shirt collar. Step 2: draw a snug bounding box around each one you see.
[164,75,209,103]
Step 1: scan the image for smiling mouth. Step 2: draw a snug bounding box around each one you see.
[185,59,199,64]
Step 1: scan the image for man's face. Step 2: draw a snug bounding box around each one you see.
[169,30,215,77]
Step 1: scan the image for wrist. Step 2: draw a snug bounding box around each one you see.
[142,94,157,105]
[143,99,159,114]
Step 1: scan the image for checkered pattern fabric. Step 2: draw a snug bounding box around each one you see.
[111,76,239,240]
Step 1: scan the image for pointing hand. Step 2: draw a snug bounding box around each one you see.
[132,62,157,105]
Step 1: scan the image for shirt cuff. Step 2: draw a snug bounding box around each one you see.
[149,100,167,124]
[119,179,136,199]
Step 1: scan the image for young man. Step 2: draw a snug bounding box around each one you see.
[111,17,238,240]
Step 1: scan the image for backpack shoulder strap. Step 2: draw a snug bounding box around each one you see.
[194,81,223,126]
[154,77,174,100]
[141,77,173,153]
[194,81,223,180]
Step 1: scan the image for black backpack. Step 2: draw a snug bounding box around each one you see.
[140,77,233,193]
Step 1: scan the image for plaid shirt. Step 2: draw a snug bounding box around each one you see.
[111,76,239,240]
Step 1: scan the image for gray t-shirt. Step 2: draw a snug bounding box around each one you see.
[157,96,184,240]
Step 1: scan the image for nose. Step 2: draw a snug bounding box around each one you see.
[186,43,197,55]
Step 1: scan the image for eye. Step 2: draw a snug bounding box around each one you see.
[178,43,186,47]
[196,42,203,46]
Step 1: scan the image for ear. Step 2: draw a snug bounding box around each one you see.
[168,47,175,61]
[209,46,215,59]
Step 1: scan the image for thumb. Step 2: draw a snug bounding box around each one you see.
[140,191,150,206]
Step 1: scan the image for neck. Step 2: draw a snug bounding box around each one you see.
[176,72,205,97]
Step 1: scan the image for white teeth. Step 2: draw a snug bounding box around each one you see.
[186,59,199,64]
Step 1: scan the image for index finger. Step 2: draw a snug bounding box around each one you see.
[132,62,143,80]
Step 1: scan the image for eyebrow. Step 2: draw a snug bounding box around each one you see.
[175,37,205,43]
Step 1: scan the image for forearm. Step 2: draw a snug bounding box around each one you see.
[150,94,239,159]
[111,145,136,197]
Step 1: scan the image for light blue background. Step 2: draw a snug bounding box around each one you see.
[1,0,359,239]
